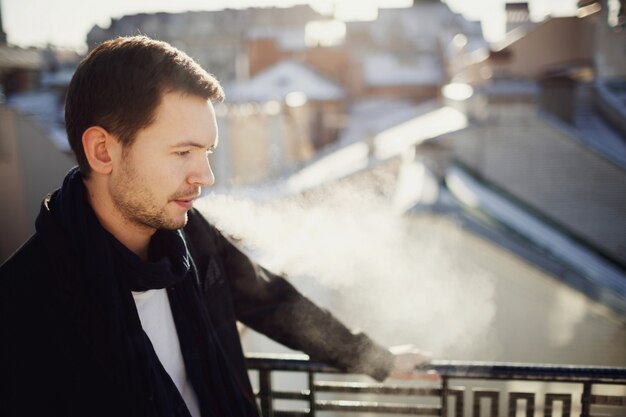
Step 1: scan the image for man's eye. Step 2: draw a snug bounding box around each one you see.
[176,150,191,156]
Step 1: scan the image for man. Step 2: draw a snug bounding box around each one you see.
[0,36,434,417]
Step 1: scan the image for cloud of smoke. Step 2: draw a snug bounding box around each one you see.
[196,179,498,359]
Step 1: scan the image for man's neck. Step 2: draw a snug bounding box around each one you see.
[84,179,154,260]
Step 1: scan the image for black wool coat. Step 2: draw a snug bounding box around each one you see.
[0,207,393,416]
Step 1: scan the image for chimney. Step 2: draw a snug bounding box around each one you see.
[505,2,530,33]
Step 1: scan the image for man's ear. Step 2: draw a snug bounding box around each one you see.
[82,126,117,175]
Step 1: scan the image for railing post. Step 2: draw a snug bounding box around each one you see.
[308,371,316,416]
[441,376,449,417]
[259,369,273,417]
[580,382,591,417]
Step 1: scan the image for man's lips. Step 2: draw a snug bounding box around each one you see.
[172,195,199,209]
[174,200,193,209]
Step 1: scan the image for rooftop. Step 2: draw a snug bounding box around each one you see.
[226,59,345,103]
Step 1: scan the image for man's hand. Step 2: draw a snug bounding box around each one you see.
[387,344,440,381]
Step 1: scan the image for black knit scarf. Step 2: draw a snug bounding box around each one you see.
[35,167,260,417]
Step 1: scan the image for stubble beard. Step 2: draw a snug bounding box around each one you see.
[111,161,188,232]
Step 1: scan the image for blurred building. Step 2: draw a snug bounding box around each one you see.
[446,0,626,270]
[0,0,39,96]
[345,0,485,101]
[0,46,42,97]
[83,2,486,187]
[87,6,323,84]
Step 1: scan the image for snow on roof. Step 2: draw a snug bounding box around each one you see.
[362,53,444,87]
[338,99,439,146]
[286,104,467,192]
[286,141,371,192]
[373,106,467,160]
[226,60,345,102]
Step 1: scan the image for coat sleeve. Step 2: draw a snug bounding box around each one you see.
[185,209,394,381]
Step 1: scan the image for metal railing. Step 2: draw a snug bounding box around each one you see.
[246,353,626,417]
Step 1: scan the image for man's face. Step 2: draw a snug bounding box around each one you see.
[109,91,218,231]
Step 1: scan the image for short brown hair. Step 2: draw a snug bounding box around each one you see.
[65,36,224,178]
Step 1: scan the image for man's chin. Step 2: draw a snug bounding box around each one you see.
[161,213,188,230]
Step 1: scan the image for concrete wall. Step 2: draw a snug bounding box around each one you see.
[0,106,75,263]
[452,102,626,264]
[0,106,28,261]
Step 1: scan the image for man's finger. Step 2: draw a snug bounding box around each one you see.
[388,369,441,381]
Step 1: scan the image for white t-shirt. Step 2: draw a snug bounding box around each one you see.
[132,289,201,417]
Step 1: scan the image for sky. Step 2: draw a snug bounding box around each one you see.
[2,0,578,52]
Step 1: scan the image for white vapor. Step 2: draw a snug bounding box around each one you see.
[195,179,498,359]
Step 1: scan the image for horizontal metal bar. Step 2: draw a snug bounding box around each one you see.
[247,354,626,384]
[425,361,626,383]
[247,353,339,373]
[274,411,309,417]
[316,400,441,415]
[590,394,626,406]
[315,381,441,396]
[253,385,441,403]
[255,399,441,416]
[253,390,310,401]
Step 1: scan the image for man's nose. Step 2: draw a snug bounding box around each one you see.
[189,156,215,187]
